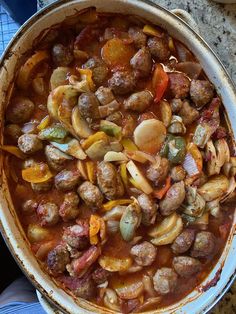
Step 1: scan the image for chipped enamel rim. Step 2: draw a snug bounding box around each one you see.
[0,0,236,313]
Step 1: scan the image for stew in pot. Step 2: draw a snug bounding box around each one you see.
[2,7,236,313]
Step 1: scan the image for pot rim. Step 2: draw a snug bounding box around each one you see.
[0,1,236,314]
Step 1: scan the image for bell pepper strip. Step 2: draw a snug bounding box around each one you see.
[86,161,96,183]
[89,214,101,245]
[81,131,108,150]
[77,68,95,91]
[143,25,163,37]
[121,138,138,152]
[153,176,171,199]
[102,199,133,212]
[120,163,128,186]
[168,37,176,53]
[77,160,88,180]
[129,178,142,190]
[1,145,26,159]
[22,163,53,183]
[37,115,50,131]
[152,64,169,103]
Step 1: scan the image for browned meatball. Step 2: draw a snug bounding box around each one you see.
[159,181,186,216]
[6,96,34,124]
[78,181,104,210]
[78,92,100,120]
[171,229,195,254]
[45,145,72,171]
[31,180,52,193]
[59,192,80,222]
[147,36,170,61]
[178,100,199,125]
[47,245,70,275]
[170,165,186,182]
[191,231,215,258]
[22,199,38,215]
[74,276,96,299]
[173,256,201,277]
[95,86,114,105]
[54,170,80,191]
[124,90,153,112]
[52,43,73,66]
[108,71,136,95]
[130,241,157,266]
[82,57,108,86]
[92,267,111,285]
[63,222,89,250]
[146,158,169,186]
[128,26,147,48]
[190,80,214,109]
[168,73,190,99]
[18,134,43,154]
[130,47,152,78]
[153,268,178,295]
[137,193,157,226]
[97,161,124,200]
[37,202,59,227]
[170,98,183,113]
[4,124,22,143]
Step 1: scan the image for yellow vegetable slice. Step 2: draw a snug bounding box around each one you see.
[86,161,96,183]
[102,199,133,212]
[151,217,183,246]
[120,163,128,187]
[98,256,132,272]
[126,151,156,164]
[27,224,51,243]
[126,160,153,194]
[104,151,128,162]
[17,51,49,90]
[51,139,87,160]
[89,214,101,237]
[1,145,26,159]
[121,138,138,152]
[115,280,144,300]
[81,131,109,150]
[148,213,178,237]
[37,115,50,131]
[72,106,93,139]
[22,163,53,183]
[129,178,142,190]
[198,175,229,202]
[143,25,163,37]
[77,160,88,180]
[77,68,95,91]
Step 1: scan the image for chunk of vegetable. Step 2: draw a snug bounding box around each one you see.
[120,163,128,186]
[104,151,128,162]
[89,214,101,245]
[160,100,172,127]
[148,213,178,238]
[100,120,121,138]
[98,256,132,272]
[167,137,186,164]
[51,138,86,160]
[115,279,144,300]
[102,199,133,212]
[1,145,26,159]
[126,160,153,194]
[120,202,141,241]
[126,151,156,164]
[121,138,138,152]
[183,143,202,176]
[77,68,95,91]
[38,125,68,142]
[81,131,109,150]
[27,224,50,243]
[22,163,53,183]
[71,106,93,139]
[37,115,50,131]
[153,176,171,199]
[103,289,120,311]
[50,67,70,90]
[182,186,206,217]
[77,160,88,180]
[143,25,162,37]
[86,161,96,183]
[134,119,166,154]
[152,64,169,103]
[198,175,229,202]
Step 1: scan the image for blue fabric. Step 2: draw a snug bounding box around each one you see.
[0,302,46,314]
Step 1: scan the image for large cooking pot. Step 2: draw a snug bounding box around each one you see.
[0,1,236,313]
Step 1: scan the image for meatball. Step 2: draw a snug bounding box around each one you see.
[190,80,214,109]
[4,124,22,143]
[172,256,201,277]
[18,134,42,154]
[191,231,215,258]
[45,145,71,171]
[159,181,186,216]
[59,192,80,222]
[108,71,136,95]
[22,199,38,215]
[168,73,190,99]
[82,57,108,86]
[171,229,195,254]
[137,193,157,226]
[78,92,100,120]
[95,86,114,105]
[124,90,153,112]
[6,96,34,124]
[37,202,59,227]
[52,43,73,66]
[170,165,186,182]
[178,100,199,125]
[92,267,110,285]
[47,245,70,275]
[153,268,178,295]
[97,161,124,200]
[78,181,104,210]
[128,26,147,48]
[130,241,157,266]
[74,276,96,299]
[54,170,80,191]
[31,180,52,193]
[146,158,169,186]
[147,36,170,61]
[63,222,89,250]
[130,47,152,78]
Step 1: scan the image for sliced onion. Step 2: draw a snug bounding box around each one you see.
[98,255,132,272]
[183,153,200,176]
[115,280,144,300]
[175,62,202,79]
[103,289,120,311]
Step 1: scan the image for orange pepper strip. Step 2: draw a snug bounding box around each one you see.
[1,145,26,159]
[153,176,171,199]
[152,64,169,103]
[89,215,101,245]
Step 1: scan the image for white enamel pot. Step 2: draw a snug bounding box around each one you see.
[0,1,236,313]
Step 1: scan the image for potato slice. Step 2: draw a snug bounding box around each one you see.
[160,100,172,127]
[134,119,166,154]
[72,106,93,138]
[17,51,49,90]
[198,175,229,202]
[148,213,178,238]
[151,217,183,246]
[50,67,70,90]
[98,256,132,272]
[126,160,153,194]
[104,151,128,162]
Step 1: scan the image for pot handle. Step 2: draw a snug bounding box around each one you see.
[171,9,200,33]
